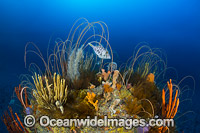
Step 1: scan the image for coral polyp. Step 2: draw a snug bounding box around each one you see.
[1,19,193,133]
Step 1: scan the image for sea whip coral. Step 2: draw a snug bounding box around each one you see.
[15,85,33,115]
[15,85,28,108]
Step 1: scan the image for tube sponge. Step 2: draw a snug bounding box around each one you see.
[112,70,119,88]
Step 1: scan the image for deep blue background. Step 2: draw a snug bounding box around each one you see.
[0,0,200,132]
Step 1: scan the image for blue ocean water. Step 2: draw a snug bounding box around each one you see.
[0,0,200,132]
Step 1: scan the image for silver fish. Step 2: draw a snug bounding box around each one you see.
[88,43,111,59]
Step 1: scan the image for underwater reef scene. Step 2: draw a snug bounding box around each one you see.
[1,18,195,133]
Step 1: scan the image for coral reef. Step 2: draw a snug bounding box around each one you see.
[1,19,189,133]
[126,72,162,118]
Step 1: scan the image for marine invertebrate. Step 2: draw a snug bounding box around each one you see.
[162,79,179,119]
[32,73,68,114]
[55,101,64,114]
[109,99,121,115]
[112,70,119,88]
[158,79,179,133]
[125,95,142,115]
[85,92,98,111]
[89,83,95,89]
[67,47,77,80]
[67,46,84,81]
[123,44,167,86]
[2,19,190,133]
[15,85,32,115]
[141,63,150,78]
[1,107,28,133]
[127,73,161,118]
[82,53,94,71]
[103,92,111,104]
[15,85,29,108]
[103,83,113,93]
[116,83,122,90]
[119,88,131,99]
[146,73,155,83]
[101,69,111,81]
[137,126,149,133]
[107,62,117,72]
